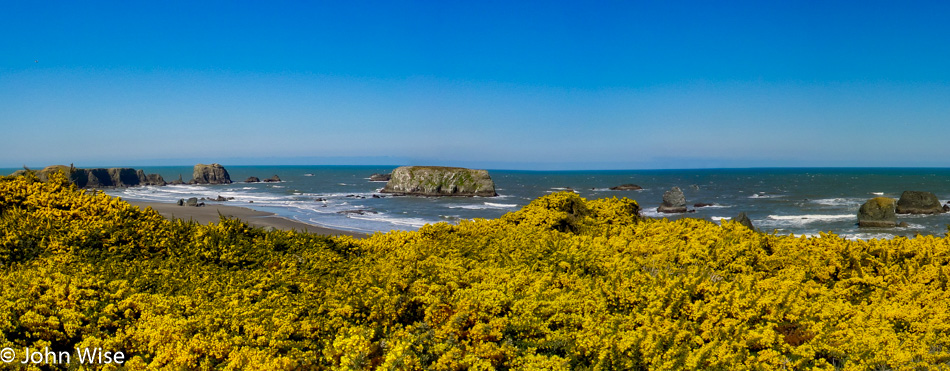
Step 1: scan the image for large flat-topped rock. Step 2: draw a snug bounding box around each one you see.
[191,163,232,184]
[381,166,497,197]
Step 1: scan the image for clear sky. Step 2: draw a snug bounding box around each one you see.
[3,1,950,170]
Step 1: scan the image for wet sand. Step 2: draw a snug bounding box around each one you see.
[127,200,369,238]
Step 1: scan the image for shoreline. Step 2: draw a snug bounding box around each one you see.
[125,200,370,238]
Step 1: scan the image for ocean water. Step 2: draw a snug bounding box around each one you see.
[10,166,950,240]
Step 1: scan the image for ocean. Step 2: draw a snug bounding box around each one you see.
[10,166,950,240]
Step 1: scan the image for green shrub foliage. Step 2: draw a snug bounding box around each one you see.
[1,172,949,370]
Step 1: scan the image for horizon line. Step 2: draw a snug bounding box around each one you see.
[5,164,950,173]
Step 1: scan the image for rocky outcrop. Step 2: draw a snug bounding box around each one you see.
[168,175,186,185]
[263,175,281,183]
[370,173,392,181]
[610,184,642,191]
[896,191,944,214]
[246,177,261,183]
[381,166,497,197]
[657,187,687,213]
[858,197,897,227]
[136,170,166,186]
[734,212,756,231]
[32,165,166,188]
[191,163,232,184]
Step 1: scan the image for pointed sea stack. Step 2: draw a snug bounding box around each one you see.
[381,166,497,197]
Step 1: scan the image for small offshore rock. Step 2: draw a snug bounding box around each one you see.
[369,173,392,181]
[657,187,688,213]
[263,175,281,182]
[694,203,715,207]
[610,184,643,191]
[246,176,261,183]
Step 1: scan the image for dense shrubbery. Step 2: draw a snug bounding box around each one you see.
[1,172,949,370]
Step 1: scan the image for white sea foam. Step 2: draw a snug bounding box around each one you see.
[767,214,854,222]
[347,213,436,228]
[843,233,905,241]
[696,204,732,209]
[448,202,518,210]
[870,192,884,195]
[640,209,663,218]
[811,198,862,206]
[748,193,784,199]
[710,216,732,221]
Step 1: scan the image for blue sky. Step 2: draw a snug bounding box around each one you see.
[3,1,950,170]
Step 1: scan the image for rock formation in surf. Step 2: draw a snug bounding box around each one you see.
[657,186,687,213]
[191,163,232,185]
[381,166,497,197]
[858,197,897,227]
[895,191,944,214]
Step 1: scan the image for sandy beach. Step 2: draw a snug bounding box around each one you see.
[126,200,369,238]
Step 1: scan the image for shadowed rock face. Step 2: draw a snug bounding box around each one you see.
[191,163,232,184]
[136,170,166,186]
[896,191,944,214]
[858,197,897,227]
[381,166,497,197]
[31,165,165,188]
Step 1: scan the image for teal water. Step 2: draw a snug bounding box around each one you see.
[7,166,950,239]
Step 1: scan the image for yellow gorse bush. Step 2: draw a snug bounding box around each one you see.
[1,171,949,370]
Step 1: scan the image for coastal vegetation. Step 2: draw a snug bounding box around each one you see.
[1,171,949,370]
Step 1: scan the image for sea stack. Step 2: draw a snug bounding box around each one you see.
[381,166,497,197]
[857,197,897,227]
[657,187,688,213]
[895,191,944,214]
[191,163,232,184]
